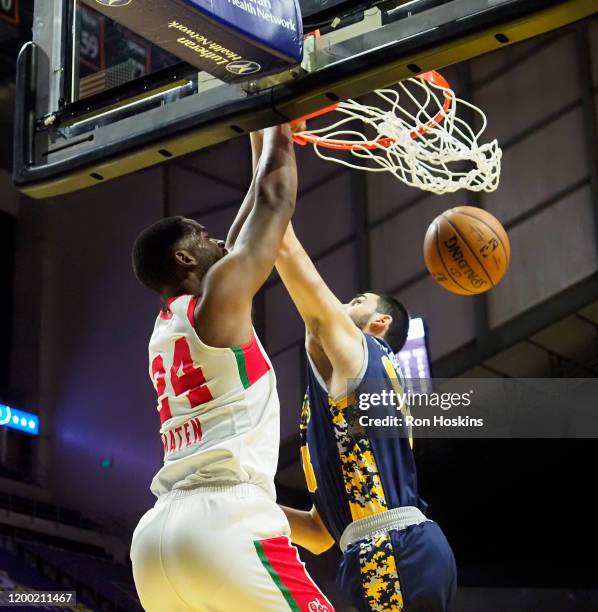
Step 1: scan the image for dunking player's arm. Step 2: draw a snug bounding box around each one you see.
[194,126,297,348]
[225,123,303,252]
[224,130,264,253]
[275,223,366,555]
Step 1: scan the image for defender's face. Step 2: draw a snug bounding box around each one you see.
[345,292,380,329]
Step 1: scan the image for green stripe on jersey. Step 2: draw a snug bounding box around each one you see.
[254,541,301,612]
[232,345,250,389]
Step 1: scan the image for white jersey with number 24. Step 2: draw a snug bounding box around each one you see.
[147,294,280,499]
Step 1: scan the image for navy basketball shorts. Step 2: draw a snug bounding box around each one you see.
[336,521,456,612]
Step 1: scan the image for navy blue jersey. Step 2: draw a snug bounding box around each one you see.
[300,333,427,543]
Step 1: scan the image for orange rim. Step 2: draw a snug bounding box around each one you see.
[291,71,453,150]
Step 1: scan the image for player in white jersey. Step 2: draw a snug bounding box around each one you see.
[129,126,334,612]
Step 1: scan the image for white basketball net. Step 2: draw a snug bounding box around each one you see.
[294,72,502,195]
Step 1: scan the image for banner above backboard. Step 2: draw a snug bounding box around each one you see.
[80,0,303,82]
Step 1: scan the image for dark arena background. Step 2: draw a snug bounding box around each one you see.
[1,1,598,610]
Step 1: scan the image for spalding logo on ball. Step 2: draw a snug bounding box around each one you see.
[423,206,510,295]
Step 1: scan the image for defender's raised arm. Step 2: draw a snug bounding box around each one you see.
[275,223,365,396]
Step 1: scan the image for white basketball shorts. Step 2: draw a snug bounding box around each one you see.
[130,483,334,612]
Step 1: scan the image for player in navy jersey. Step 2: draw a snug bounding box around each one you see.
[276,224,456,611]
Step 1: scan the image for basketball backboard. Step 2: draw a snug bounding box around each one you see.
[13,0,597,198]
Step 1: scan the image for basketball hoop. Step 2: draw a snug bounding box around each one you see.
[291,71,501,195]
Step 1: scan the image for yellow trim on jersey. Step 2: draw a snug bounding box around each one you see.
[381,356,414,450]
[301,444,318,493]
[332,393,353,410]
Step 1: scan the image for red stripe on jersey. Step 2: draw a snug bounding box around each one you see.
[187,295,200,328]
[241,335,270,385]
[259,537,334,611]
